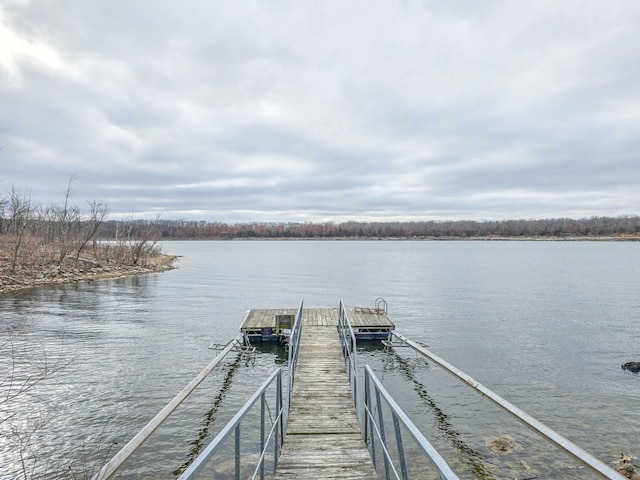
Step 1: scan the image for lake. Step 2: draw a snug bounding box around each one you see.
[1,240,638,479]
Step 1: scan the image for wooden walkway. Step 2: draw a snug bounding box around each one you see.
[274,312,378,479]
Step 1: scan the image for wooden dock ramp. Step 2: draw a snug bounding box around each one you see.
[274,309,377,479]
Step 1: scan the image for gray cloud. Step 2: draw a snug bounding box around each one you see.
[1,0,639,222]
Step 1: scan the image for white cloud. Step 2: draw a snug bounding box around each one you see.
[1,0,639,221]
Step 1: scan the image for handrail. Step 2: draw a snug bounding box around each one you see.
[389,331,626,480]
[364,365,460,480]
[338,299,361,424]
[92,334,244,480]
[286,299,304,428]
[178,368,284,480]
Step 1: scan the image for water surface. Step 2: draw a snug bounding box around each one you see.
[1,240,638,479]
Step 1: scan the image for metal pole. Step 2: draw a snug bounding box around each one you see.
[393,412,408,480]
[276,370,282,473]
[260,392,265,480]
[365,369,376,467]
[375,385,391,480]
[235,424,241,480]
[390,332,627,480]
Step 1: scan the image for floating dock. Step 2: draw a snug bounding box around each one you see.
[241,304,394,342]
[274,310,377,479]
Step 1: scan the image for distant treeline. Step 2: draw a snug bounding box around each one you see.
[100,215,640,240]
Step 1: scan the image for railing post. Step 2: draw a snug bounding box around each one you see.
[235,423,241,480]
[275,370,282,473]
[375,385,391,480]
[393,412,408,480]
[364,368,376,470]
[260,392,266,480]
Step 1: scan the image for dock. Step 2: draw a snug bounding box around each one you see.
[241,304,394,342]
[94,300,628,480]
[274,308,377,479]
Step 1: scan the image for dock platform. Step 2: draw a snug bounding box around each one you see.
[241,305,394,342]
[274,309,377,479]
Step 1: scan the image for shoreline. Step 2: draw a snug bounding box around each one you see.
[0,254,179,294]
[157,234,640,241]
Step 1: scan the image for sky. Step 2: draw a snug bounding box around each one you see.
[1,1,639,223]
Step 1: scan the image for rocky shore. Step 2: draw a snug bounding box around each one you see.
[0,254,178,293]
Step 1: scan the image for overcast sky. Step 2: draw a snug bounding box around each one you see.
[1,1,639,223]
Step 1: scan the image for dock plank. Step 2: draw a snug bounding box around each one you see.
[275,325,377,479]
[240,306,393,333]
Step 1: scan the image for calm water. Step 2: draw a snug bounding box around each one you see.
[1,241,639,479]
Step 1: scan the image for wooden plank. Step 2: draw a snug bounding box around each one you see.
[275,325,377,479]
[275,434,377,479]
[241,306,391,331]
[347,307,394,328]
[240,308,297,330]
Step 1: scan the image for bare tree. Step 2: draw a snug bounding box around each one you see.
[52,176,82,267]
[74,199,108,265]
[0,195,8,234]
[6,187,35,272]
[122,213,163,266]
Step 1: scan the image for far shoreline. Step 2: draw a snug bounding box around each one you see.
[156,234,640,242]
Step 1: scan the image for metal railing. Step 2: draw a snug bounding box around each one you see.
[338,299,361,423]
[363,365,460,480]
[178,368,284,480]
[182,299,305,479]
[389,331,627,480]
[338,302,458,479]
[92,335,244,480]
[285,299,304,425]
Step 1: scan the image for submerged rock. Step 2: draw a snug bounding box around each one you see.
[622,362,640,373]
[614,454,640,480]
[486,435,520,454]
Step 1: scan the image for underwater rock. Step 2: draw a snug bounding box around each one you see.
[486,435,520,454]
[622,362,640,373]
[614,454,640,479]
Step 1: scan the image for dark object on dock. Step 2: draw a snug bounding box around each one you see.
[621,362,640,373]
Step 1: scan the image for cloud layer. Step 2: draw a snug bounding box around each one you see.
[1,1,639,222]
